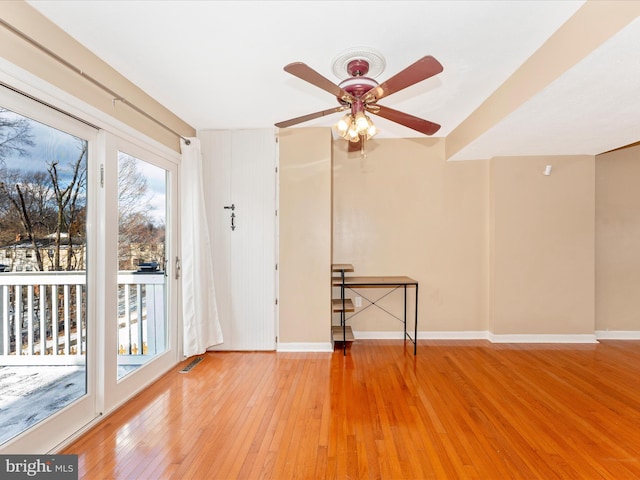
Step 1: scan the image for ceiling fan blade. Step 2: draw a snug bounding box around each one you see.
[363,55,443,103]
[284,62,355,103]
[369,105,441,136]
[275,106,348,128]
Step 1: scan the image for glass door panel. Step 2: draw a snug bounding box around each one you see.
[116,152,167,379]
[0,103,94,450]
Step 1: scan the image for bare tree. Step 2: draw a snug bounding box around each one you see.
[118,154,165,270]
[118,154,150,220]
[48,141,87,270]
[0,108,38,249]
[0,179,45,270]
[0,166,60,270]
[0,168,25,244]
[1,109,161,274]
[1,108,88,271]
[0,108,34,164]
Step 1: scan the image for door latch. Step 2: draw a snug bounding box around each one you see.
[175,256,181,280]
[224,204,236,231]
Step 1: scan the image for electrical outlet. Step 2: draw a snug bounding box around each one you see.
[355,296,362,308]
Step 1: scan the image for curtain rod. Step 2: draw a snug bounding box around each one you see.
[0,18,191,146]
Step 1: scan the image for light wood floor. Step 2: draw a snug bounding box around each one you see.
[63,340,640,479]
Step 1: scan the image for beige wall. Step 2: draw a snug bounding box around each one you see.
[0,1,193,151]
[278,128,333,344]
[333,137,488,333]
[596,144,640,331]
[490,155,595,335]
[334,141,598,337]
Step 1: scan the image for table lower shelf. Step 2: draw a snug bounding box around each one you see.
[332,298,354,312]
[332,325,354,342]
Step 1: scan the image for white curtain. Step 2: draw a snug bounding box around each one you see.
[180,137,223,357]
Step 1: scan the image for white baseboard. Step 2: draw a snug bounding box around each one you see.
[276,342,333,353]
[595,330,640,340]
[353,330,599,343]
[353,330,490,340]
[277,331,614,351]
[353,331,405,340]
[420,331,491,340]
[488,333,598,343]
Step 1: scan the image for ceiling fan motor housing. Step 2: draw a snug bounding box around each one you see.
[338,59,379,99]
[338,60,379,116]
[339,76,378,98]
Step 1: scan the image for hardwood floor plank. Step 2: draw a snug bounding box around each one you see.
[61,340,640,479]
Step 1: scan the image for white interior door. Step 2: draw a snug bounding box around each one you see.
[200,130,277,350]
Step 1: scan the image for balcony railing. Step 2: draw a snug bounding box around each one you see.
[0,271,165,366]
[117,272,166,369]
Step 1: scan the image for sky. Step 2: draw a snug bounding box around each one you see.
[121,154,167,224]
[1,107,167,224]
[1,111,84,173]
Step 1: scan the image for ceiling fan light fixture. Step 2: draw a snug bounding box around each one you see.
[366,122,377,138]
[335,111,378,144]
[354,112,369,134]
[354,112,377,139]
[347,124,359,141]
[335,114,352,137]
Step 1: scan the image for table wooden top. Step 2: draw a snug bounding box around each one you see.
[332,275,418,286]
[332,264,355,272]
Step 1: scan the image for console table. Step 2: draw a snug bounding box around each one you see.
[332,268,419,355]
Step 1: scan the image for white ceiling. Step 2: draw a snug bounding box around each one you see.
[26,0,640,160]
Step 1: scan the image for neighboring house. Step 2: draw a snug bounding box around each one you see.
[0,236,164,272]
[0,234,86,272]
[119,242,165,271]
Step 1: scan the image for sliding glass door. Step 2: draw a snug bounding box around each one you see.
[0,89,98,453]
[0,88,179,453]
[116,151,168,379]
[103,134,178,412]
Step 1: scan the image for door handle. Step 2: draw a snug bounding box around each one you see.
[224,204,236,231]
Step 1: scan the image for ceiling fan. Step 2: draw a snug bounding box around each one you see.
[275,50,444,154]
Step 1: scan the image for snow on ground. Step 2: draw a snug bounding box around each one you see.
[0,364,142,445]
[0,365,85,445]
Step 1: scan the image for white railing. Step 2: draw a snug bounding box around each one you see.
[116,272,166,369]
[0,271,165,366]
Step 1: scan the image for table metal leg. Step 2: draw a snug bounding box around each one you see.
[414,284,419,355]
[404,285,407,342]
